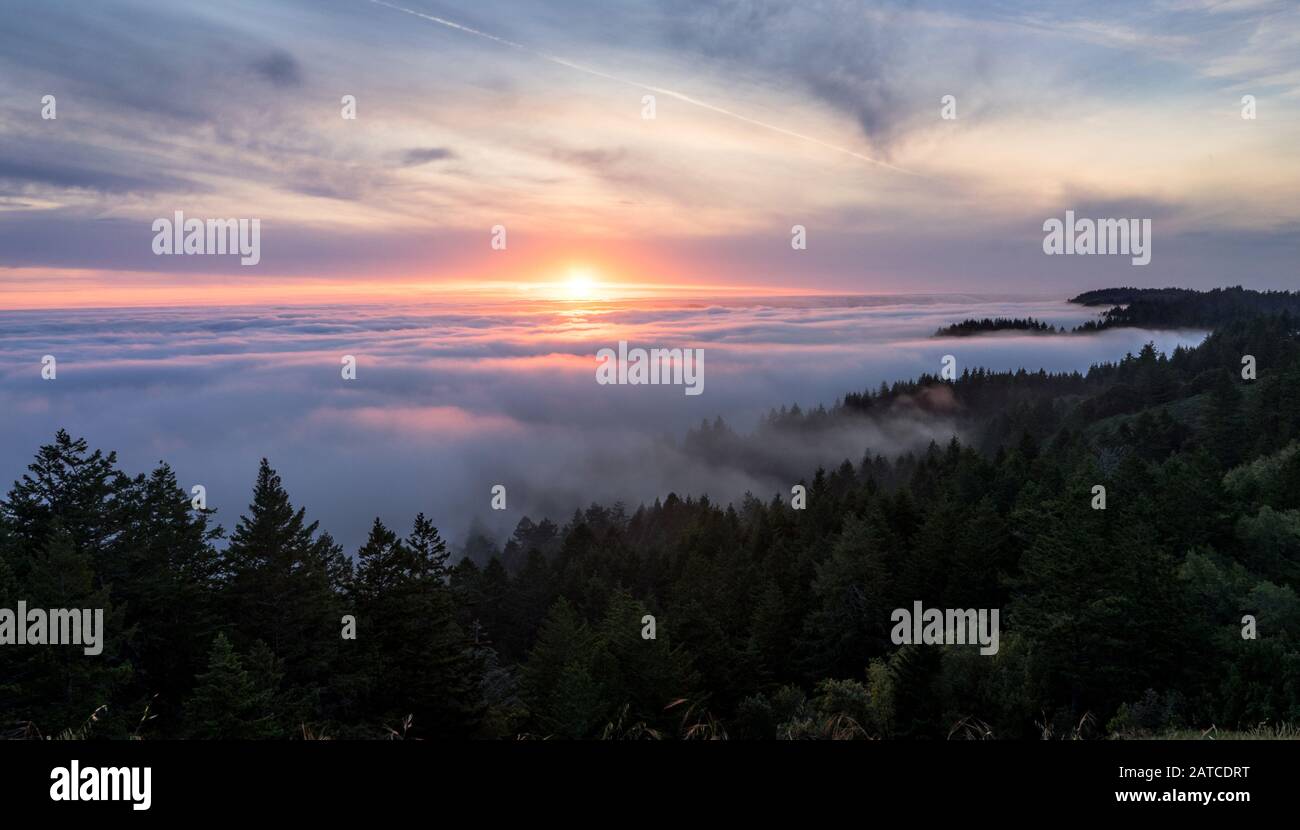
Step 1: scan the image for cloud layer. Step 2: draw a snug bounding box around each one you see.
[0,295,1205,552]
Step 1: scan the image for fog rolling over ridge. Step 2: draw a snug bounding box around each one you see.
[0,294,1206,553]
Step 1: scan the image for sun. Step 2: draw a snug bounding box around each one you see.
[564,268,598,300]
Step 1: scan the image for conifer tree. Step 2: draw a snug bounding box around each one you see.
[349,516,483,738]
[114,463,223,730]
[15,521,128,734]
[185,633,280,739]
[221,460,349,706]
[1,430,126,588]
[524,598,601,737]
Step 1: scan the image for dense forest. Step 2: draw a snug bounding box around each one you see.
[4,289,1300,740]
[935,318,1060,336]
[1071,285,1300,331]
[935,286,1300,337]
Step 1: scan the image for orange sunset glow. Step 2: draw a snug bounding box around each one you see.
[3,0,1296,309]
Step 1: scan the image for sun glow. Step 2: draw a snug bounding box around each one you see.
[563,268,598,301]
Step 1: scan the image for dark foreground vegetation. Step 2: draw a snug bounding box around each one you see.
[4,288,1300,739]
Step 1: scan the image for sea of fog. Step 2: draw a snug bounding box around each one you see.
[0,294,1207,553]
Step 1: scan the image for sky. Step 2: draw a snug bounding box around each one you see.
[1,0,1298,307]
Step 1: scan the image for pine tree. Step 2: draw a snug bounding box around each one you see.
[477,556,511,645]
[347,517,483,738]
[1208,369,1248,468]
[0,434,134,734]
[407,512,451,581]
[804,511,897,678]
[184,633,280,739]
[1,430,126,589]
[220,460,349,715]
[114,463,223,731]
[524,598,602,737]
[501,549,556,660]
[7,521,130,735]
[590,592,697,735]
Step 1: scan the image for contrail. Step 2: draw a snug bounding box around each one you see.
[365,0,920,177]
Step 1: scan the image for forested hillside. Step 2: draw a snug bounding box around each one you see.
[4,301,1300,740]
[1071,285,1300,331]
[936,286,1300,337]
